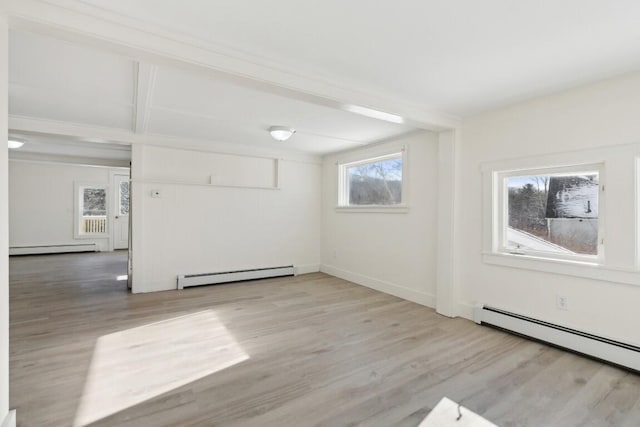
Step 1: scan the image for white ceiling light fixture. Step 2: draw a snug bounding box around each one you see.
[269,126,296,142]
[8,138,26,149]
[344,105,404,124]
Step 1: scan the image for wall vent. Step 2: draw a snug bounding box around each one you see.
[475,305,639,373]
[177,265,295,290]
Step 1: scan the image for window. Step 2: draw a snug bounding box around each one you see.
[338,150,406,208]
[119,181,130,216]
[483,149,640,285]
[497,165,602,261]
[76,184,108,236]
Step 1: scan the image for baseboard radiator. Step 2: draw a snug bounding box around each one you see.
[177,265,295,290]
[9,243,98,256]
[475,305,640,373]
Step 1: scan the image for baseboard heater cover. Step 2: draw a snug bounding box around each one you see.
[9,243,98,255]
[177,265,295,289]
[474,305,640,373]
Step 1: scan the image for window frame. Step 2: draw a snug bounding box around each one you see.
[118,179,130,216]
[480,146,640,287]
[496,163,604,264]
[74,182,110,239]
[336,145,408,213]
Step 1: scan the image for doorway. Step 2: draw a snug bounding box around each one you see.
[112,173,130,250]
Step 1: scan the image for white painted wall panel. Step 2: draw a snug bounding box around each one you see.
[0,14,9,425]
[8,161,127,252]
[458,72,640,346]
[131,145,321,293]
[321,132,439,307]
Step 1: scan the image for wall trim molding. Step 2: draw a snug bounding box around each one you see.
[1,410,16,427]
[8,155,130,169]
[132,62,157,134]
[294,264,321,275]
[482,253,640,287]
[435,130,458,317]
[457,302,476,321]
[133,264,322,294]
[320,264,436,308]
[9,243,99,255]
[132,280,176,294]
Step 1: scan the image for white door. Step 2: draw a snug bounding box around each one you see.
[113,174,130,249]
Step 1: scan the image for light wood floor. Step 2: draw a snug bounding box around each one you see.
[9,252,640,427]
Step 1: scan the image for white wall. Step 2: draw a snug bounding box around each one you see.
[130,145,322,293]
[457,72,640,346]
[0,14,10,427]
[9,160,128,252]
[321,131,439,307]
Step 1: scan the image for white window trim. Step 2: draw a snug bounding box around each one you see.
[74,182,110,239]
[480,144,640,286]
[336,145,408,212]
[481,252,639,286]
[481,156,637,284]
[496,163,604,264]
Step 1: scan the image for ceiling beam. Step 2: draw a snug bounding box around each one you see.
[132,62,157,134]
[4,0,461,131]
[9,151,131,168]
[8,115,323,164]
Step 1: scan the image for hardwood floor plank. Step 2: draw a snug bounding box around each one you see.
[9,252,640,426]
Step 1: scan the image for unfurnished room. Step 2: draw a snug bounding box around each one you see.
[1,1,640,427]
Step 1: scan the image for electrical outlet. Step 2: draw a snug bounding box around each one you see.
[556,294,569,311]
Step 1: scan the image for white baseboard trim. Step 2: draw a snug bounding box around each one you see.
[132,280,177,294]
[9,243,98,255]
[178,265,295,289]
[136,265,321,293]
[1,410,16,427]
[457,302,475,321]
[475,305,640,372]
[294,264,321,275]
[320,264,435,308]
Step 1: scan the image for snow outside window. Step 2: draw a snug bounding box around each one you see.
[75,183,109,237]
[497,164,603,262]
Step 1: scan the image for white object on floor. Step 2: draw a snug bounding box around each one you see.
[419,397,498,427]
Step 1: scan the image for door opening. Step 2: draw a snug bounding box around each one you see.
[112,173,130,250]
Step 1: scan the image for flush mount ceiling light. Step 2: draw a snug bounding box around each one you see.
[269,126,296,142]
[8,138,25,149]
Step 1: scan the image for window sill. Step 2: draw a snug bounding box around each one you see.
[483,252,640,286]
[335,205,409,214]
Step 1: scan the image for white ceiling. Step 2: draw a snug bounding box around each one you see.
[8,133,131,162]
[9,30,415,156]
[8,1,640,157]
[74,0,640,115]
[9,31,135,130]
[148,66,415,152]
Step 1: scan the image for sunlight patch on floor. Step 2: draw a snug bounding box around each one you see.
[73,310,249,426]
[116,275,128,281]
